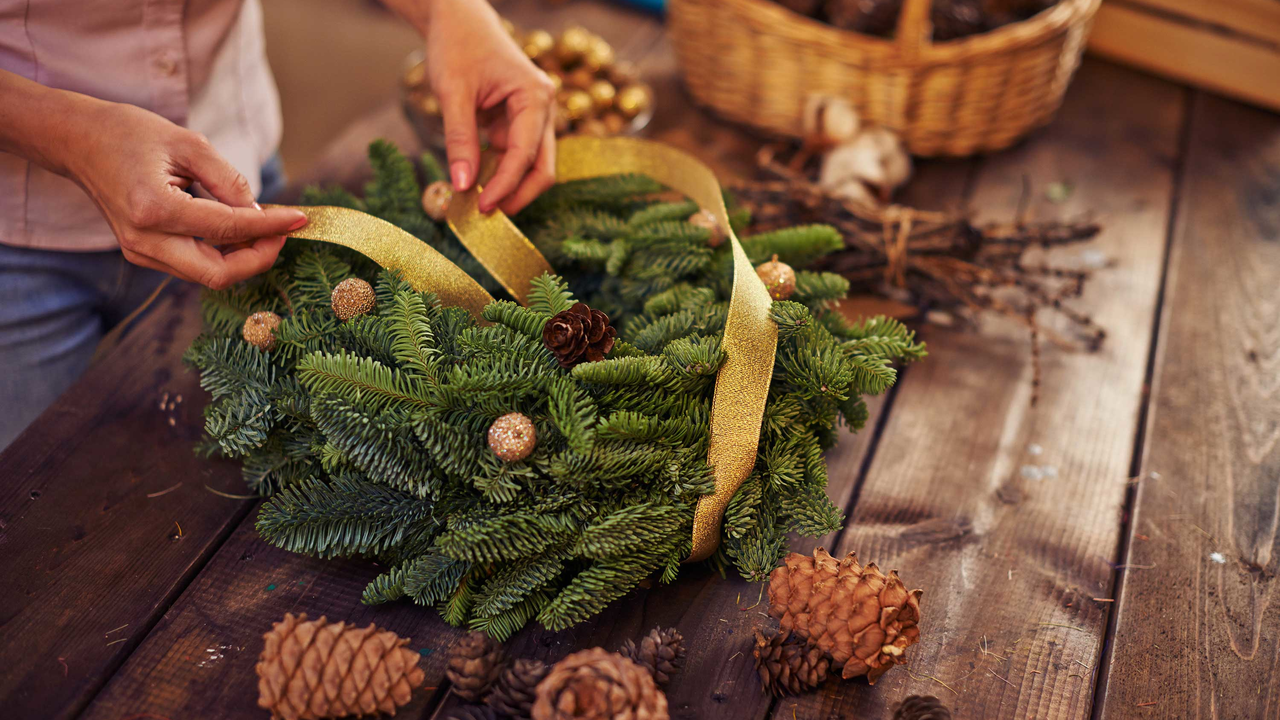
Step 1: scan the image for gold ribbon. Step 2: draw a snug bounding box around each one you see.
[273,137,777,562]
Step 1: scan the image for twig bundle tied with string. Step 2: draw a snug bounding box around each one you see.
[734,146,1108,404]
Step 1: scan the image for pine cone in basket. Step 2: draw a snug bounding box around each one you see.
[451,706,500,720]
[619,627,686,687]
[447,632,508,702]
[892,695,953,720]
[824,0,902,37]
[931,0,989,41]
[255,613,425,720]
[531,648,668,720]
[767,548,922,683]
[487,658,550,719]
[542,302,616,368]
[752,629,830,697]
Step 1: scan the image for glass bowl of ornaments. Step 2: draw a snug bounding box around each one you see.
[402,24,654,148]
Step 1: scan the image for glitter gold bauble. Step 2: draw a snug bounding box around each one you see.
[582,37,615,71]
[688,209,725,248]
[560,90,593,121]
[554,26,592,65]
[608,60,639,87]
[489,412,537,462]
[402,60,425,89]
[576,118,608,137]
[422,180,454,221]
[523,29,554,60]
[501,18,518,37]
[331,278,376,321]
[768,548,923,683]
[553,106,572,135]
[256,613,424,720]
[535,55,562,75]
[587,79,616,112]
[755,254,796,300]
[566,67,597,91]
[601,112,627,135]
[545,70,563,93]
[243,311,281,352]
[615,84,652,120]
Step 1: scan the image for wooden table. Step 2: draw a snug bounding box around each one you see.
[2,2,1277,718]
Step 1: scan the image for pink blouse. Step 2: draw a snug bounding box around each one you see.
[0,0,282,251]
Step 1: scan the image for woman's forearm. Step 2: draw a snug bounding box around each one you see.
[0,69,104,178]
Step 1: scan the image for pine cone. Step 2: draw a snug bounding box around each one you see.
[542,303,616,368]
[619,627,685,687]
[892,695,952,720]
[767,548,922,683]
[531,648,668,720]
[752,629,830,697]
[446,632,508,702]
[451,706,499,720]
[824,0,902,37]
[487,658,549,719]
[255,613,424,720]
[931,0,988,41]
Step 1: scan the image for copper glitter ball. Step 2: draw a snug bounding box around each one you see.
[687,209,725,248]
[422,181,454,222]
[488,412,537,462]
[756,254,797,300]
[242,311,281,352]
[332,278,376,321]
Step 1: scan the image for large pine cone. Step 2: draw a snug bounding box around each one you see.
[892,695,952,720]
[619,627,685,687]
[488,658,550,719]
[531,648,668,720]
[446,632,508,702]
[752,629,830,697]
[256,613,424,720]
[767,548,922,683]
[824,0,902,37]
[542,303,616,368]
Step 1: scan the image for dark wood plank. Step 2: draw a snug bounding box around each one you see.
[1097,92,1280,718]
[777,59,1188,719]
[0,284,255,720]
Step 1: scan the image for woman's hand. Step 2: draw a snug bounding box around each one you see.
[392,0,557,215]
[0,70,306,289]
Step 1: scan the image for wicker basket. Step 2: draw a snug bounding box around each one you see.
[667,0,1101,156]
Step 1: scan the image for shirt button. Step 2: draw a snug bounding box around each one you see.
[155,55,179,76]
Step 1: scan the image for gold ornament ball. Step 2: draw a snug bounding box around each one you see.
[601,111,627,135]
[403,60,426,89]
[615,84,652,120]
[608,60,639,87]
[553,105,572,135]
[688,209,725,248]
[756,254,797,300]
[560,90,593,121]
[587,79,616,112]
[501,18,518,37]
[582,36,615,71]
[242,311,281,352]
[332,278,376,321]
[422,180,454,222]
[489,412,537,462]
[523,29,554,59]
[554,26,592,64]
[545,70,563,93]
[576,118,609,137]
[415,92,441,117]
[565,67,596,91]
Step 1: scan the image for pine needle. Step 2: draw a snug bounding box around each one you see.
[146,483,182,498]
[204,484,258,500]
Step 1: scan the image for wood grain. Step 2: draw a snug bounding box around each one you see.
[777,60,1187,719]
[0,284,254,719]
[1097,93,1280,719]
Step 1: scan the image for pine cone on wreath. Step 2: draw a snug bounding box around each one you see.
[619,627,686,687]
[542,302,617,368]
[767,548,923,683]
[892,695,952,720]
[752,629,830,697]
[446,632,508,702]
[255,613,425,720]
[487,658,550,719]
[531,648,668,720]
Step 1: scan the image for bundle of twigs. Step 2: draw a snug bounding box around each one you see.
[735,147,1108,404]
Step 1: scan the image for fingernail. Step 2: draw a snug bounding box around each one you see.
[451,161,472,191]
[288,215,308,231]
[253,202,262,210]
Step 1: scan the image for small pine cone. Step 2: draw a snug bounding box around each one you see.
[768,548,922,683]
[450,706,499,720]
[893,695,952,720]
[331,278,376,321]
[619,627,685,687]
[255,613,424,720]
[446,632,508,702]
[487,658,549,719]
[542,302,616,368]
[243,311,282,352]
[751,629,830,697]
[531,648,668,720]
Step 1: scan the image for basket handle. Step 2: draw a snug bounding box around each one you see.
[896,0,935,60]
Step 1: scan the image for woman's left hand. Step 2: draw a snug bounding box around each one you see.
[391,0,557,215]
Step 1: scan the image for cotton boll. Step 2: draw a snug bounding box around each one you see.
[818,127,912,202]
[802,95,861,148]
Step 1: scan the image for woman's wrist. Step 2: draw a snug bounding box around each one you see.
[0,70,106,180]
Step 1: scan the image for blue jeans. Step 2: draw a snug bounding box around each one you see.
[0,154,286,450]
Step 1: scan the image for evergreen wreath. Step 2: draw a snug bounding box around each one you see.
[185,141,925,639]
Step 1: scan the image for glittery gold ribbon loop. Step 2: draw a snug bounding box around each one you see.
[553,137,779,562]
[264,204,494,320]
